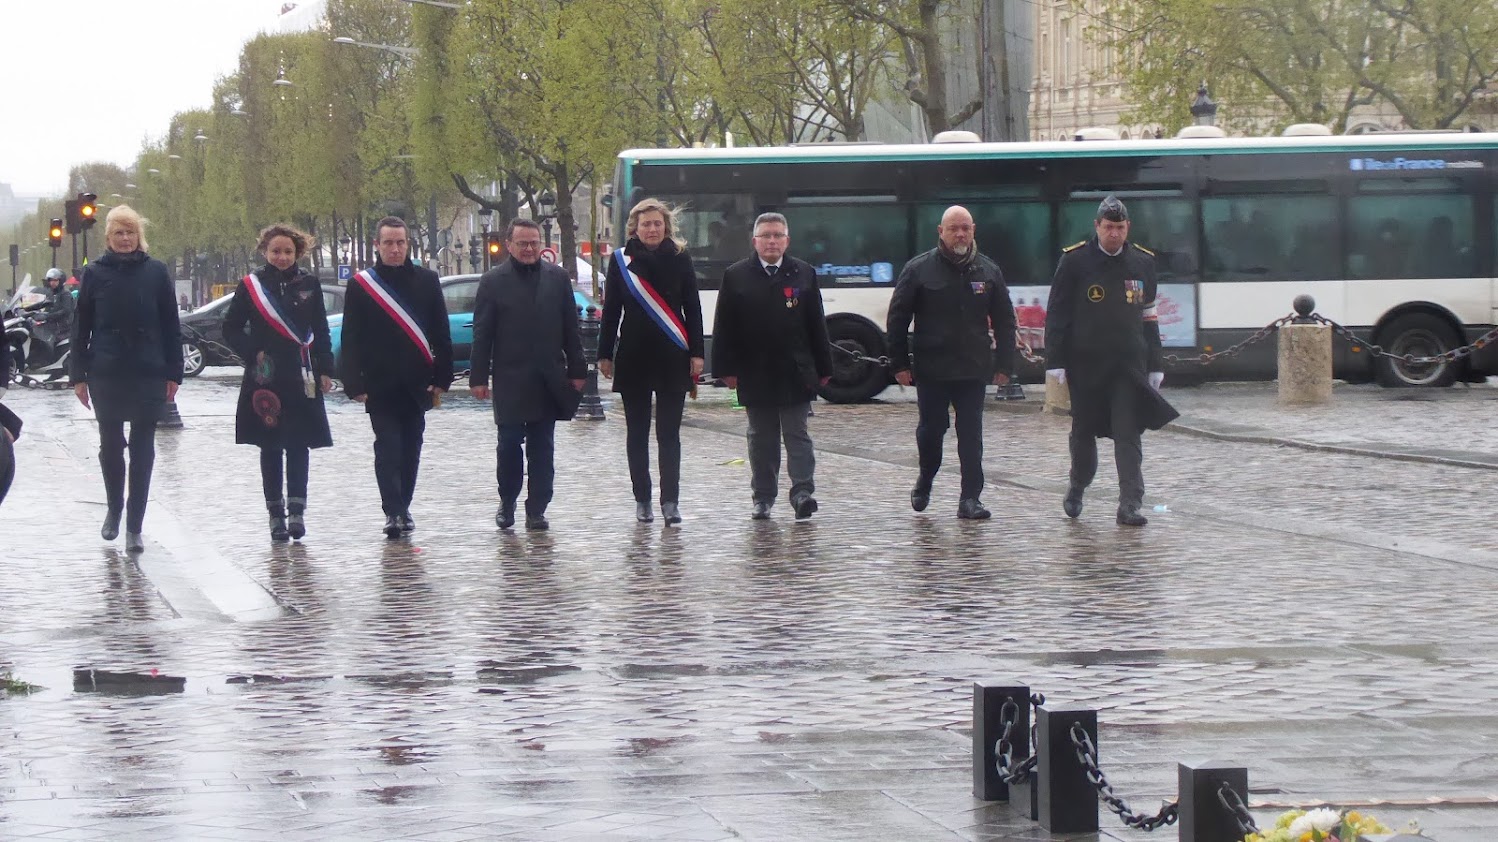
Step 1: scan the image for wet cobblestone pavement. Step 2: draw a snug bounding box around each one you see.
[2,379,1496,840]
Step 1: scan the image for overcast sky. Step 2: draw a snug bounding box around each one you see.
[0,0,282,197]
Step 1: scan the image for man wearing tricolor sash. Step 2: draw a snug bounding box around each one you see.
[339,216,454,539]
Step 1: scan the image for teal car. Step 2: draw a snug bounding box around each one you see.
[329,273,599,373]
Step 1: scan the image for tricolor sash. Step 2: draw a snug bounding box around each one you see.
[244,273,312,350]
[353,267,435,366]
[614,249,688,351]
[245,272,318,397]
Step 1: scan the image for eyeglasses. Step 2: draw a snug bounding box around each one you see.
[753,232,787,240]
[509,240,542,249]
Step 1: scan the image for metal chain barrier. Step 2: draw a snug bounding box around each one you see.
[993,693,1045,785]
[829,341,891,368]
[1069,723,1179,831]
[1311,313,1498,366]
[1216,780,1260,837]
[1163,313,1296,366]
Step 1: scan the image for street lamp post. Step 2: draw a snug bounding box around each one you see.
[1190,82,1218,127]
[538,191,556,249]
[332,36,420,59]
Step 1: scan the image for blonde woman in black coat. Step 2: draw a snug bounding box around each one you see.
[70,205,183,553]
[597,199,704,525]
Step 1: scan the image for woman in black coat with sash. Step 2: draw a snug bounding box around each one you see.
[70,205,183,553]
[597,198,704,525]
[222,224,335,541]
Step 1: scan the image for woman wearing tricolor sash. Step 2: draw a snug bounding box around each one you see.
[598,199,704,526]
[223,224,335,541]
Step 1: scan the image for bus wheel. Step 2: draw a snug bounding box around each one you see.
[819,319,888,404]
[1374,313,1460,388]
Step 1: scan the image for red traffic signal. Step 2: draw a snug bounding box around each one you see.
[48,218,64,247]
[79,192,98,228]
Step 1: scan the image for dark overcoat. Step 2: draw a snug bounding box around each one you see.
[1044,237,1178,438]
[69,249,182,424]
[710,255,833,407]
[222,264,335,449]
[597,238,704,394]
[469,257,587,424]
[338,260,455,414]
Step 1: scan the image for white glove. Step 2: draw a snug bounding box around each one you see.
[1046,368,1066,385]
[1149,371,1164,391]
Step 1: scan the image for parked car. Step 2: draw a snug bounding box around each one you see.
[179,284,347,377]
[328,273,599,375]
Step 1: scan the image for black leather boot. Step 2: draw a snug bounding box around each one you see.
[1063,486,1084,519]
[287,497,306,540]
[268,499,289,542]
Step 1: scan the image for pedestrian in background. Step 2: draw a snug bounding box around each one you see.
[470,219,586,531]
[339,217,454,539]
[0,401,20,507]
[1044,196,1178,526]
[711,212,833,521]
[222,224,335,542]
[886,205,1017,520]
[597,198,704,526]
[70,205,183,553]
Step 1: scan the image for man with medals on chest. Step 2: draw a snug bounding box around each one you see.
[711,212,834,521]
[339,216,455,539]
[1044,196,1178,526]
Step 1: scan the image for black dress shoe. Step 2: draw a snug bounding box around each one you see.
[957,498,992,520]
[287,513,306,540]
[636,502,654,523]
[661,502,682,525]
[525,514,549,530]
[1063,485,1084,519]
[124,532,145,553]
[269,514,290,542]
[750,501,772,520]
[1116,506,1148,527]
[496,500,516,529]
[101,509,122,541]
[383,515,402,539]
[792,495,818,520]
[910,485,931,512]
[398,512,415,532]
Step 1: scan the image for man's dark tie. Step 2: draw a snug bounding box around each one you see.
[766,264,779,276]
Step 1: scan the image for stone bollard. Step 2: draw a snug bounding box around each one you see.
[576,306,606,420]
[1178,761,1249,842]
[1042,371,1070,415]
[1278,294,1332,405]
[1036,706,1098,834]
[972,681,1031,804]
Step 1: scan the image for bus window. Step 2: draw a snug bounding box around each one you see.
[1060,198,1197,280]
[658,194,758,261]
[1203,194,1337,281]
[777,204,909,285]
[1348,192,1475,279]
[915,202,1051,286]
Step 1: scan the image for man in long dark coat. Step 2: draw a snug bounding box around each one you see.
[470,219,587,531]
[340,216,455,538]
[711,212,833,521]
[1044,196,1178,526]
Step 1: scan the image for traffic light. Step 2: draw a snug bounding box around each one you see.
[48,219,64,248]
[79,192,98,229]
[484,232,503,269]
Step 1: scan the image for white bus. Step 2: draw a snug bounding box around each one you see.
[613,131,1497,402]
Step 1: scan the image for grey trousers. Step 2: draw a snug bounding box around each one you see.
[745,402,814,505]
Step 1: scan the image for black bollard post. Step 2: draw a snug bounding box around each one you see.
[1036,706,1097,834]
[576,305,605,420]
[159,398,184,429]
[1179,761,1248,842]
[1292,294,1317,324]
[972,682,1030,802]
